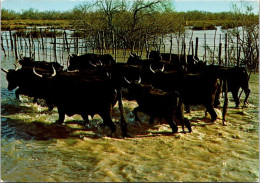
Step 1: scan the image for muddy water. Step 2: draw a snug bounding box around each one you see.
[1,56,259,182]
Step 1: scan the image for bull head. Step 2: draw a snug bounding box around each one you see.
[89,60,102,67]
[149,63,164,73]
[1,68,9,73]
[33,65,56,78]
[124,76,141,84]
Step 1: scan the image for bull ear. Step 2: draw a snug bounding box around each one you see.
[1,68,9,73]
[33,67,43,78]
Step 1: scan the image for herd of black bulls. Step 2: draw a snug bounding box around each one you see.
[1,51,251,137]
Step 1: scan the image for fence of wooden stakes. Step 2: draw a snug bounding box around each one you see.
[1,27,258,71]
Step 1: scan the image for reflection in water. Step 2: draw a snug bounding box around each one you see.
[1,56,259,182]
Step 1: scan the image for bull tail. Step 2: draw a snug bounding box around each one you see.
[222,79,228,125]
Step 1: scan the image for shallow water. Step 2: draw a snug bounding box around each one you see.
[1,56,259,182]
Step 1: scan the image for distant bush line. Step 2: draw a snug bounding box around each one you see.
[1,8,258,31]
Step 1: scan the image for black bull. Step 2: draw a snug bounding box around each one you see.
[68,53,116,71]
[148,70,228,124]
[123,78,192,133]
[30,65,131,136]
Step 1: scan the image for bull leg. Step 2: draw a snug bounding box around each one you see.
[185,104,191,113]
[81,113,90,126]
[33,97,37,103]
[243,89,251,107]
[133,107,141,122]
[165,116,178,133]
[100,113,116,133]
[149,116,155,124]
[176,102,192,133]
[205,104,217,122]
[15,89,21,100]
[56,108,65,124]
[231,89,240,107]
[214,80,222,107]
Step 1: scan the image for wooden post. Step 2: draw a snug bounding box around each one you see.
[188,31,193,55]
[9,30,14,52]
[54,35,57,62]
[169,34,173,62]
[213,30,217,65]
[1,34,6,57]
[64,30,70,53]
[183,42,187,65]
[14,34,18,60]
[191,41,194,57]
[204,33,206,62]
[195,37,198,59]
[224,33,228,66]
[237,33,240,67]
[218,43,222,65]
[40,28,44,53]
[5,32,9,56]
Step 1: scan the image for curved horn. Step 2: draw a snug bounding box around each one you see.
[19,54,23,59]
[149,64,155,73]
[129,52,134,57]
[14,64,18,71]
[89,60,97,67]
[33,67,43,78]
[69,53,73,58]
[193,56,199,63]
[137,76,141,84]
[160,64,165,72]
[51,65,56,77]
[1,68,9,73]
[98,60,103,66]
[124,77,131,84]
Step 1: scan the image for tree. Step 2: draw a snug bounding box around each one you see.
[227,1,259,72]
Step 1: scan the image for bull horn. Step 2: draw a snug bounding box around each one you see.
[51,65,56,77]
[67,69,79,72]
[129,52,134,57]
[124,77,131,84]
[193,56,199,63]
[160,64,165,72]
[137,76,141,84]
[69,53,73,58]
[98,60,103,66]
[1,68,9,73]
[33,67,43,78]
[19,54,23,59]
[149,64,155,73]
[14,64,18,71]
[89,60,97,67]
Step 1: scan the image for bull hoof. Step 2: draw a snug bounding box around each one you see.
[172,126,178,133]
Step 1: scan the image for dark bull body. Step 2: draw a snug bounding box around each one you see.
[68,53,115,71]
[123,78,192,133]
[150,70,221,122]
